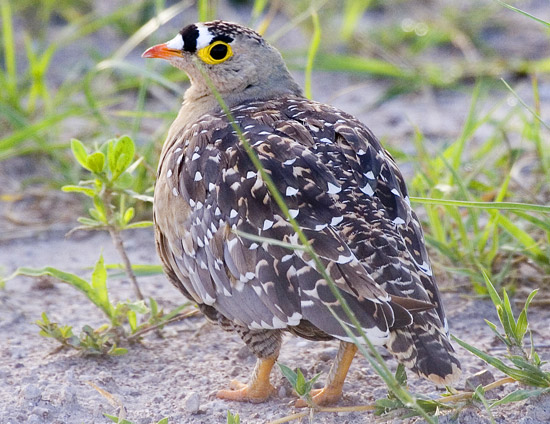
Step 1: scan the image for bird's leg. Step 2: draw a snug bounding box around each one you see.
[216,355,277,403]
[295,341,358,407]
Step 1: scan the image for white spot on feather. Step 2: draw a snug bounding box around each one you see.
[330,216,344,226]
[327,182,341,194]
[283,158,296,166]
[262,219,274,230]
[336,254,354,264]
[360,183,374,196]
[166,169,173,178]
[246,171,256,179]
[365,171,375,179]
[229,209,238,219]
[172,187,179,196]
[194,171,202,181]
[393,217,406,225]
[192,152,200,161]
[272,316,288,328]
[287,312,302,325]
[286,186,299,196]
[288,209,299,219]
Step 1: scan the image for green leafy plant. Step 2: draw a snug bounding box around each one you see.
[11,254,189,355]
[104,414,169,424]
[64,135,152,300]
[278,363,322,407]
[453,272,550,388]
[226,410,241,424]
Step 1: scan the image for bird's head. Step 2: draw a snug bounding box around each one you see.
[143,20,302,105]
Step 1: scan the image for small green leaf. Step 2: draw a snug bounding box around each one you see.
[71,139,90,170]
[149,298,158,317]
[113,172,133,189]
[490,387,550,408]
[125,300,149,314]
[109,346,128,356]
[92,196,107,222]
[62,185,96,197]
[111,135,135,179]
[227,410,240,424]
[123,207,135,225]
[77,217,103,226]
[127,310,137,332]
[278,363,298,388]
[91,254,112,318]
[124,221,153,229]
[482,271,502,308]
[86,152,106,174]
[295,368,307,396]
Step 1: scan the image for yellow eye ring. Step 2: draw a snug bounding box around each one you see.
[197,41,233,65]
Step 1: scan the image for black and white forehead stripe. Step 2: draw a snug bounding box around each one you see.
[166,21,263,53]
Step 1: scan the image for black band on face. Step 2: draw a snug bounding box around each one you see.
[211,34,233,44]
[179,24,200,52]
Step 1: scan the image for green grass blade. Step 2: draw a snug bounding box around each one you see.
[410,198,550,214]
[8,266,112,318]
[304,10,321,99]
[341,0,372,41]
[0,0,16,101]
[495,0,550,28]
[501,78,550,131]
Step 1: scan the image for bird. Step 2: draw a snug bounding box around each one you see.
[143,20,461,406]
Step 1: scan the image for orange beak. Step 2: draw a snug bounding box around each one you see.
[142,43,183,59]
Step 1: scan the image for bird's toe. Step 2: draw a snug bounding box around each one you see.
[217,380,275,403]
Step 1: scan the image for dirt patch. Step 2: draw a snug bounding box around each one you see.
[1,229,549,424]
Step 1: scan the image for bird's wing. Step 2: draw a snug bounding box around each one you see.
[154,102,415,344]
[280,98,447,329]
[278,97,460,384]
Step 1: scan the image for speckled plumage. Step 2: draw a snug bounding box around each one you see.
[146,20,461,404]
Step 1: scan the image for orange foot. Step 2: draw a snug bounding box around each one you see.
[217,379,275,403]
[294,386,343,407]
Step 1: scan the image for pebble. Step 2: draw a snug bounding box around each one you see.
[318,348,337,362]
[23,385,41,401]
[278,386,287,398]
[464,369,495,390]
[184,392,200,413]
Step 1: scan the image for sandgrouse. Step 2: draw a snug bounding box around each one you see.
[143,20,461,406]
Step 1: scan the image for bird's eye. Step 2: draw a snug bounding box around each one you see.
[197,40,233,65]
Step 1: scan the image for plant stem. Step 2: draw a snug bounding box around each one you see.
[127,309,199,341]
[108,225,144,301]
[103,189,144,301]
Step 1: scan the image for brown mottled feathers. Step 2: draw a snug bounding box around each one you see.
[154,95,461,383]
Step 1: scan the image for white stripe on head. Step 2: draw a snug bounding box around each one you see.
[166,34,184,50]
[195,24,213,49]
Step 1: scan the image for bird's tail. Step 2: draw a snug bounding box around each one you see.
[386,310,461,386]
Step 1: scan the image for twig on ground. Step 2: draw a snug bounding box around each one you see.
[267,376,517,424]
[127,309,200,341]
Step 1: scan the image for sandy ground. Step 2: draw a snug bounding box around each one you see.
[1,228,550,424]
